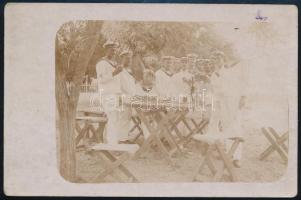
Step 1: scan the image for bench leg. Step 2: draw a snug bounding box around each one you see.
[215,141,237,182]
[102,151,139,182]
[94,152,130,182]
[192,144,216,181]
[75,122,89,146]
[261,128,288,163]
[268,128,289,153]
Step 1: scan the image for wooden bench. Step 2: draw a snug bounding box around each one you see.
[260,127,288,164]
[191,133,244,182]
[88,143,139,182]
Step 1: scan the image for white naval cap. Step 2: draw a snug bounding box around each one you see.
[180,57,188,62]
[102,40,119,49]
[196,58,210,63]
[212,50,225,56]
[187,53,198,58]
[119,49,132,57]
[161,55,173,60]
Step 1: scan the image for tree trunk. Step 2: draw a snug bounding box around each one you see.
[56,74,78,181]
[56,34,99,182]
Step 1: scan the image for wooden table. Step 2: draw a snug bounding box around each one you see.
[123,96,190,164]
[75,107,107,148]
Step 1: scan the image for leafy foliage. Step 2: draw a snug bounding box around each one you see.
[56,20,103,81]
[101,21,237,61]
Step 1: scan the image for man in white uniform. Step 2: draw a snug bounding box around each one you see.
[136,69,158,96]
[170,57,191,99]
[207,52,246,167]
[155,56,174,97]
[220,61,247,167]
[134,69,158,139]
[96,40,122,144]
[119,50,138,96]
[115,50,140,143]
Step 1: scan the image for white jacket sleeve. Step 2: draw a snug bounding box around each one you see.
[155,71,168,96]
[96,60,114,84]
[120,71,137,96]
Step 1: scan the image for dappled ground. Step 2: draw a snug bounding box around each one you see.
[75,125,287,183]
[56,95,288,183]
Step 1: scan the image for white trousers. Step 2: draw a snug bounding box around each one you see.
[102,95,131,144]
[225,139,242,161]
[207,99,243,161]
[225,118,244,161]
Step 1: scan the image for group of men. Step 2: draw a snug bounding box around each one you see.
[95,40,246,167]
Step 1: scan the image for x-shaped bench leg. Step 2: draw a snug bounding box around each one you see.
[213,140,240,182]
[133,110,174,165]
[192,138,242,182]
[129,116,144,143]
[268,128,288,153]
[156,111,185,156]
[192,144,216,181]
[260,128,288,164]
[88,123,105,143]
[168,112,187,141]
[180,119,209,146]
[75,121,89,146]
[94,151,138,182]
[102,151,139,182]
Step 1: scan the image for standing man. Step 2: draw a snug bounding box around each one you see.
[155,56,174,97]
[179,56,193,97]
[119,50,137,96]
[208,51,246,168]
[117,50,139,143]
[221,59,247,168]
[96,40,122,144]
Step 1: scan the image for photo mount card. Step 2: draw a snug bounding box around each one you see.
[4,3,298,197]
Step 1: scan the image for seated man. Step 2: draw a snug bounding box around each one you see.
[223,96,246,168]
[166,57,190,100]
[136,69,158,96]
[183,54,198,101]
[170,57,186,99]
[130,69,158,140]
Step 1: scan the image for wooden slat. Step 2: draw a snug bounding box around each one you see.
[76,116,107,123]
[91,143,139,154]
[215,141,237,182]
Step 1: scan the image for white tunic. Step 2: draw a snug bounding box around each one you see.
[95,58,122,144]
[119,68,138,96]
[155,69,173,97]
[135,85,158,96]
[170,70,191,97]
[220,65,247,128]
[96,59,121,95]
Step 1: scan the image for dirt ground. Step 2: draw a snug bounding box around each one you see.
[75,125,287,183]
[60,95,288,183]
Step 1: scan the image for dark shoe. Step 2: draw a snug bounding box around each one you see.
[233,160,241,168]
[119,140,132,144]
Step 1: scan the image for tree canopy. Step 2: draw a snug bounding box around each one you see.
[101,20,237,60]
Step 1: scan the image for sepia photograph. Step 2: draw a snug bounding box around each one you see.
[4,3,297,197]
[56,19,291,183]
